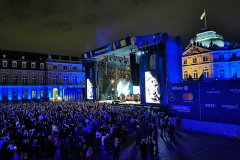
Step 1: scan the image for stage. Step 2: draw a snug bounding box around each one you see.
[99,100,141,105]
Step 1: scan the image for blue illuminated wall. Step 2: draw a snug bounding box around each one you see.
[0,85,84,102]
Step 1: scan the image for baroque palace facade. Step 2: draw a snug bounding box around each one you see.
[0,50,85,102]
[182,28,240,81]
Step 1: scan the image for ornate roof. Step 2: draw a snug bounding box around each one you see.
[183,45,212,57]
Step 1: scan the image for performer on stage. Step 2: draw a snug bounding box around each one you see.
[137,94,140,101]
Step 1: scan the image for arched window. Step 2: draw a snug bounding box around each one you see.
[32,75,36,84]
[193,70,198,79]
[41,76,45,84]
[41,90,45,98]
[2,75,7,84]
[232,68,237,77]
[2,89,7,100]
[32,90,36,99]
[13,74,17,84]
[73,75,77,84]
[204,69,209,78]
[22,75,27,84]
[63,75,68,84]
[220,68,225,78]
[23,90,27,99]
[13,90,17,99]
[184,71,188,80]
[53,75,57,85]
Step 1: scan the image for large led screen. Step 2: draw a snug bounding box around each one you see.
[145,71,160,104]
[133,86,140,95]
[87,79,93,100]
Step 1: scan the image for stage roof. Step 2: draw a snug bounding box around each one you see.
[82,33,179,61]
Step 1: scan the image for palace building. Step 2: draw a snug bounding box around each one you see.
[0,50,85,102]
[183,28,240,81]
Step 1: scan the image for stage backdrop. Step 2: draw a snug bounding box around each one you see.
[168,81,240,125]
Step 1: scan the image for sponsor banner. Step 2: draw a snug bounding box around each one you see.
[200,81,240,125]
[82,37,131,59]
[168,83,200,120]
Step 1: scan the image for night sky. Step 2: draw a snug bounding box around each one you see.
[0,0,240,56]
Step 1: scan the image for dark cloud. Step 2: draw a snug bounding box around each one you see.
[0,0,240,56]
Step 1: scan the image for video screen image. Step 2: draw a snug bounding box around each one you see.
[145,71,160,104]
[87,79,93,100]
[133,86,140,95]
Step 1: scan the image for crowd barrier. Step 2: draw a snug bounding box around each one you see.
[172,117,240,138]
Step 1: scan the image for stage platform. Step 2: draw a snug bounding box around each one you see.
[99,100,141,105]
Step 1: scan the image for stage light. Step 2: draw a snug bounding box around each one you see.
[111,80,114,83]
[142,51,144,54]
[112,88,114,91]
[138,52,141,55]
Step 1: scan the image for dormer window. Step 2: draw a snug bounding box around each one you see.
[31,62,36,69]
[22,62,26,68]
[12,61,17,67]
[2,61,7,67]
[22,56,25,60]
[3,54,6,58]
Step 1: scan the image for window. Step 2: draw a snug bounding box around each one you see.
[2,75,7,84]
[31,62,36,69]
[22,56,25,60]
[232,53,237,58]
[32,90,36,99]
[220,68,225,78]
[73,75,77,84]
[40,63,44,69]
[12,61,17,67]
[63,66,68,70]
[53,75,57,84]
[48,64,52,70]
[23,90,27,99]
[203,56,208,62]
[13,90,17,99]
[2,61,7,67]
[219,55,224,60]
[204,69,209,78]
[41,90,44,98]
[22,75,27,84]
[193,70,198,79]
[73,66,77,71]
[32,75,36,84]
[184,71,188,80]
[22,62,26,68]
[63,75,67,84]
[193,58,197,63]
[13,74,17,84]
[232,68,237,77]
[2,90,7,100]
[183,59,187,65]
[41,76,45,84]
[53,65,58,70]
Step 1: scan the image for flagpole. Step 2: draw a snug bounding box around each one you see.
[205,8,206,27]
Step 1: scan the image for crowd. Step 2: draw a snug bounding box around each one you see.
[0,101,177,160]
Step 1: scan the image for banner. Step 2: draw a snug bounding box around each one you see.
[168,83,200,120]
[82,37,131,59]
[200,81,240,125]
